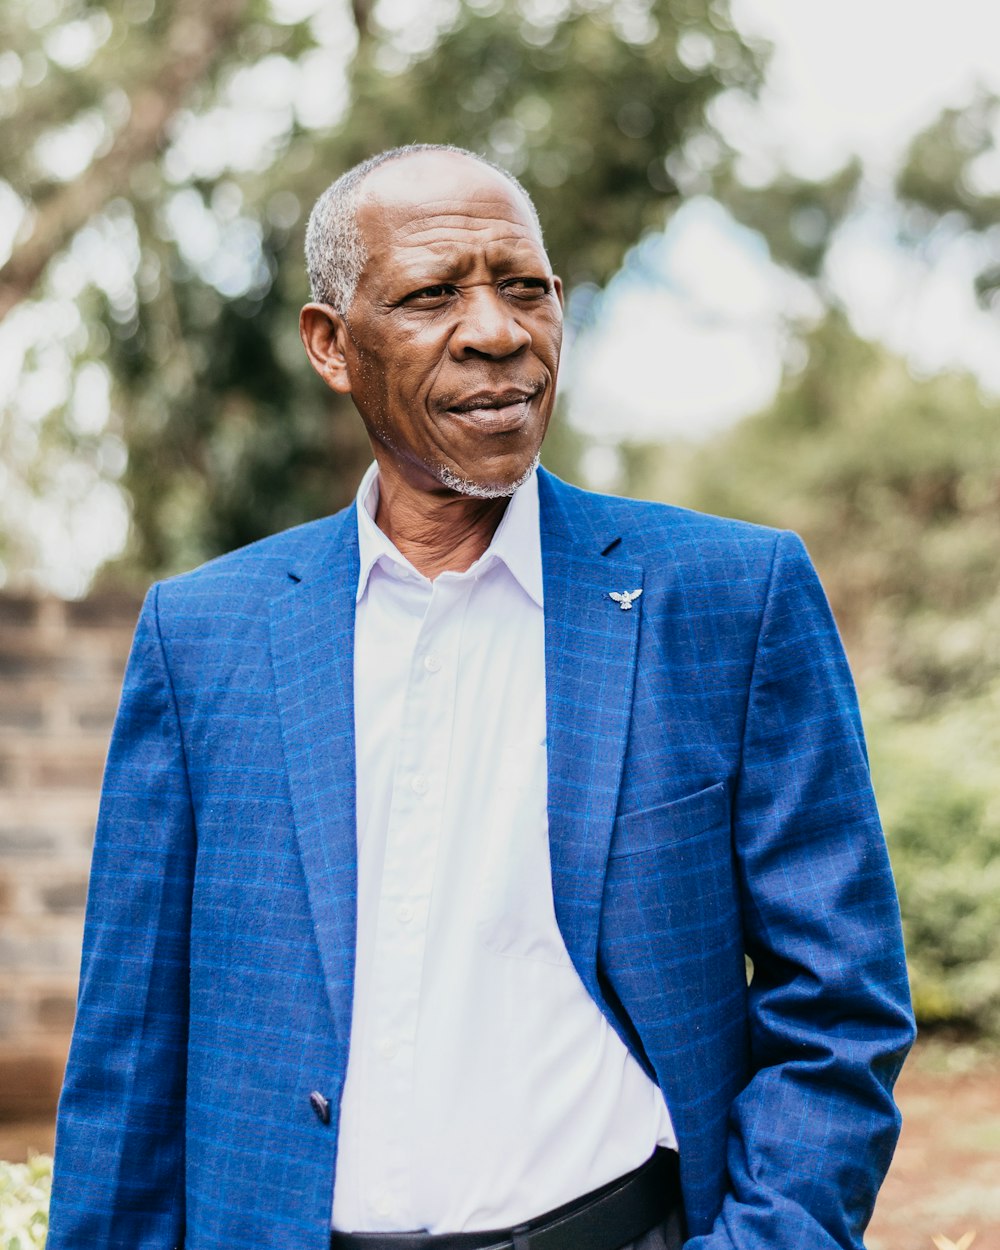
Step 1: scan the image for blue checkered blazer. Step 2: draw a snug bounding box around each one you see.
[48,468,914,1250]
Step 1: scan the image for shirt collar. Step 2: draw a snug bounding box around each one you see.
[354,462,543,608]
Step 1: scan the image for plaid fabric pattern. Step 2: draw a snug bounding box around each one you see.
[47,469,914,1250]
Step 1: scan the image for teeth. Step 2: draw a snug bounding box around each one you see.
[462,398,525,411]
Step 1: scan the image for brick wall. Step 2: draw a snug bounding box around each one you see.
[0,590,140,1134]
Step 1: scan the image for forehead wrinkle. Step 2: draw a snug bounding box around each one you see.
[388,230,544,257]
[384,211,540,252]
[361,179,536,223]
[396,216,533,241]
[358,186,540,245]
[387,239,549,282]
[368,227,549,285]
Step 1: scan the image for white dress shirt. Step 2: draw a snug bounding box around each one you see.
[332,463,676,1233]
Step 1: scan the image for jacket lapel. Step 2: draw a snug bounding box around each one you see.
[269,508,359,1056]
[539,470,643,1006]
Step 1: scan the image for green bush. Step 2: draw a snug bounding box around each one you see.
[869,688,1000,1037]
[0,1155,51,1250]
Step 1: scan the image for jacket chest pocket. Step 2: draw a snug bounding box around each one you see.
[610,780,730,858]
[603,781,738,949]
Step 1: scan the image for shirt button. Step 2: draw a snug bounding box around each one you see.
[377,1038,398,1060]
[423,654,442,673]
[373,1193,392,1218]
[396,902,414,924]
[410,774,428,795]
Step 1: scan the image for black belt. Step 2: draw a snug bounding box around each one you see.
[331,1149,680,1250]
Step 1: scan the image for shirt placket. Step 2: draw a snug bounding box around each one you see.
[361,571,471,1227]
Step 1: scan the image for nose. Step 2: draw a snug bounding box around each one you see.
[449,288,532,360]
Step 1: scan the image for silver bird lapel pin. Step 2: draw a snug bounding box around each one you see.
[609,588,643,611]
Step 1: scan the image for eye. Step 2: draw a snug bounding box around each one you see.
[502,277,551,298]
[403,284,455,304]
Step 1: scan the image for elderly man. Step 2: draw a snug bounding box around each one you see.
[47,144,914,1250]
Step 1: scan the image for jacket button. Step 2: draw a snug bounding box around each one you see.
[309,1090,331,1124]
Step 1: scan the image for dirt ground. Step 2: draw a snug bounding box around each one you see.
[867,1041,1000,1250]
[2,1040,998,1248]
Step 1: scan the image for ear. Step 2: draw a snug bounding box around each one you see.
[552,275,565,309]
[299,303,353,395]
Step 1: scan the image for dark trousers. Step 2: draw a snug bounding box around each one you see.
[623,1210,684,1250]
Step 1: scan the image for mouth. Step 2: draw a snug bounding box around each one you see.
[444,386,542,432]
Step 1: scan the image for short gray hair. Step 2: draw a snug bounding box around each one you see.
[304,143,543,313]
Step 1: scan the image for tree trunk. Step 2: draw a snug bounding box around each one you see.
[0,0,249,321]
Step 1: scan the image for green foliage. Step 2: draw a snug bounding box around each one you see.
[896,89,1000,236]
[896,89,1000,311]
[119,0,762,577]
[104,238,373,575]
[0,1155,51,1250]
[712,157,862,279]
[327,0,763,290]
[2,0,768,581]
[870,692,1000,1036]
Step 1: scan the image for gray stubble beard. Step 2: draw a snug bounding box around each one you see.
[435,453,541,500]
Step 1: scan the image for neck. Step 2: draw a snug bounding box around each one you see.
[372,462,512,579]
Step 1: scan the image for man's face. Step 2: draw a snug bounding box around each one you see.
[307,153,564,498]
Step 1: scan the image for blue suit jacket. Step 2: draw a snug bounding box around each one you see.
[48,469,914,1250]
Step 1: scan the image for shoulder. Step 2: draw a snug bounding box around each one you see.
[149,506,354,624]
[539,468,794,579]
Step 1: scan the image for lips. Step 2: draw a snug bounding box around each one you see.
[442,385,543,434]
[446,386,540,414]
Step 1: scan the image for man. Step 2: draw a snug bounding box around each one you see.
[48,144,914,1250]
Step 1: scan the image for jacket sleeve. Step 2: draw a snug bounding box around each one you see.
[47,584,193,1250]
[686,531,915,1250]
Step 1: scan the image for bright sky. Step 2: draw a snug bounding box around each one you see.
[731,0,1000,177]
[566,0,1000,458]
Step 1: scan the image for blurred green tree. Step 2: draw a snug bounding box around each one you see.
[895,89,1000,310]
[711,157,863,285]
[0,0,768,580]
[0,0,251,319]
[871,709,1000,1037]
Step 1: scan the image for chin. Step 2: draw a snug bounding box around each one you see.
[435,453,540,500]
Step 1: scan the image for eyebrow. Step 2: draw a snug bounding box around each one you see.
[400,256,472,285]
[390,242,549,290]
